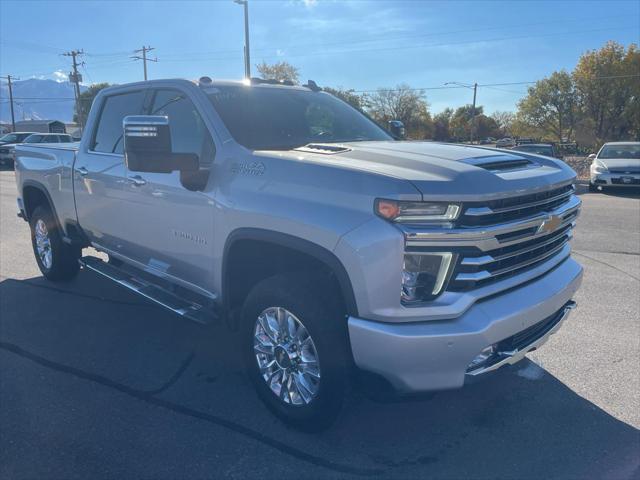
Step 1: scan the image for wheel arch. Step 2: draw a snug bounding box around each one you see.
[222,228,359,319]
[21,180,60,226]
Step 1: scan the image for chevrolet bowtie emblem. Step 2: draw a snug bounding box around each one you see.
[537,214,562,234]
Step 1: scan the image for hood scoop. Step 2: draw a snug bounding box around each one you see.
[294,144,352,155]
[461,154,537,172]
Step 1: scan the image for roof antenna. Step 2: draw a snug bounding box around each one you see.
[305,79,321,92]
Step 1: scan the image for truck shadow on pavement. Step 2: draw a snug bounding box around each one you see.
[1,273,639,479]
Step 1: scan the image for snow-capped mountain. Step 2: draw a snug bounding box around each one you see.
[0,78,87,123]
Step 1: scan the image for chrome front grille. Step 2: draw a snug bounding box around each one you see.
[460,184,575,227]
[403,182,580,296]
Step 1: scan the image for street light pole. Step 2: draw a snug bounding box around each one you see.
[234,0,251,79]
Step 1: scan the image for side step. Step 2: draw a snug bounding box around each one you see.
[79,256,218,325]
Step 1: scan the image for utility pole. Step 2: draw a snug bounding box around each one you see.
[234,0,251,79]
[0,74,18,131]
[132,46,157,81]
[470,82,478,144]
[63,50,85,130]
[445,81,479,143]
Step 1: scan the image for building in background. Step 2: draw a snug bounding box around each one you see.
[14,120,66,134]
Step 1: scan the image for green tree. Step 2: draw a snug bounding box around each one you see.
[74,82,111,126]
[364,84,432,139]
[255,61,299,83]
[322,87,363,110]
[516,71,577,143]
[573,41,639,145]
[432,108,454,141]
[449,105,498,141]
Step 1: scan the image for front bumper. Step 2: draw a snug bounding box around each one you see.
[348,257,583,392]
[591,172,640,187]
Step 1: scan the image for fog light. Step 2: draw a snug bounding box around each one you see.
[467,345,496,371]
[401,252,454,303]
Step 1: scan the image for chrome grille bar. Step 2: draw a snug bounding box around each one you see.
[464,185,575,217]
[455,242,571,283]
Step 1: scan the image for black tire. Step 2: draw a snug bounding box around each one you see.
[241,273,349,432]
[30,205,80,281]
[588,182,599,192]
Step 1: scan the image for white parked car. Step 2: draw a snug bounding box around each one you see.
[589,142,640,191]
[495,137,516,148]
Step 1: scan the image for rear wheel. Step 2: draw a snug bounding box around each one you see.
[241,273,349,431]
[588,182,600,192]
[29,205,80,281]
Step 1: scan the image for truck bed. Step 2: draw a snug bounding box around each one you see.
[14,143,80,231]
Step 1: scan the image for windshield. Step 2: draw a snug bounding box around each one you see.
[517,145,554,156]
[599,144,640,160]
[0,133,31,143]
[207,86,392,150]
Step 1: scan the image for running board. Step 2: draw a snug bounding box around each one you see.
[79,256,217,325]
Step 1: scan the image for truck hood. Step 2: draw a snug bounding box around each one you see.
[598,158,640,173]
[260,141,576,201]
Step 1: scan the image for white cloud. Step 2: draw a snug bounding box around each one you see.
[287,0,318,7]
[52,70,67,82]
[276,49,286,57]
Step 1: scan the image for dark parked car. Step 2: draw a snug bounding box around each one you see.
[0,132,37,166]
[511,143,559,158]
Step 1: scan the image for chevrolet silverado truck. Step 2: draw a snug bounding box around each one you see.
[15,78,583,431]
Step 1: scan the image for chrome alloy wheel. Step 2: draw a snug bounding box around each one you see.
[253,307,321,406]
[34,219,53,269]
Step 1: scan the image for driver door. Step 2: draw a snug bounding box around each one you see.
[118,88,217,295]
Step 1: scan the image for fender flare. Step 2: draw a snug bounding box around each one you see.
[222,228,359,317]
[21,180,61,227]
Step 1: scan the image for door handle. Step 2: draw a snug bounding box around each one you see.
[128,175,147,187]
[76,166,89,176]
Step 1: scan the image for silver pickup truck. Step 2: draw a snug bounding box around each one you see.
[15,78,583,431]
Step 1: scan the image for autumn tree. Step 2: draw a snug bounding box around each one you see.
[364,84,432,139]
[255,61,300,83]
[491,111,516,137]
[74,82,111,126]
[573,41,639,145]
[323,87,363,110]
[517,71,577,142]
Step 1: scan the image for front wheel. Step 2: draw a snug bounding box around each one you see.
[241,273,349,431]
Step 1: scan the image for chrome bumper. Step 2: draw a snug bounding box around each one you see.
[348,257,583,392]
[591,172,640,187]
[465,300,576,376]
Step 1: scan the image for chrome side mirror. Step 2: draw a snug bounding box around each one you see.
[123,115,198,173]
[587,153,596,160]
[388,120,406,140]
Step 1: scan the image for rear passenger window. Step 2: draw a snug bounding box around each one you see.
[93,91,146,154]
[150,89,215,166]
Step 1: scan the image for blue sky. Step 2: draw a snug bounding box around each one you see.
[1,0,638,113]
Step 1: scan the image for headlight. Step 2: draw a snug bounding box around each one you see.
[592,159,608,174]
[376,199,460,223]
[402,252,455,303]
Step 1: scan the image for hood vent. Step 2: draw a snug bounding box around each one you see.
[294,144,352,155]
[462,154,536,172]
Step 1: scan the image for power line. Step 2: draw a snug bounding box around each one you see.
[350,74,640,93]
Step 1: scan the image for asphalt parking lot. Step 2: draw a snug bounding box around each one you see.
[1,168,639,479]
